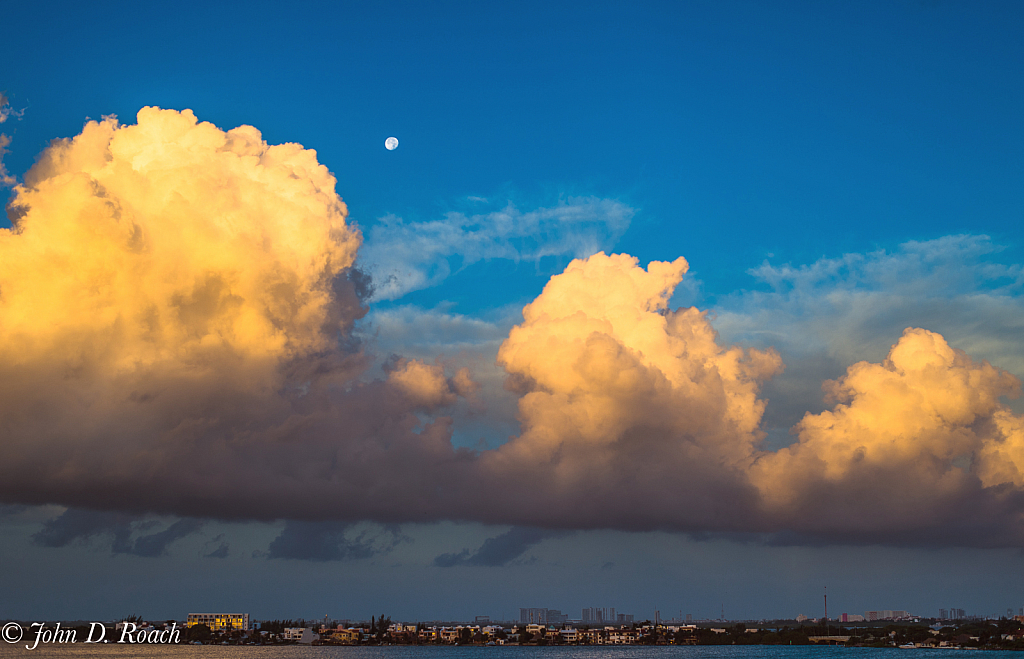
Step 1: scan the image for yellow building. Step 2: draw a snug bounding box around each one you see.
[187,613,250,631]
[330,629,361,644]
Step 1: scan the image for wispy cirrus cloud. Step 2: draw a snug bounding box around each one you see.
[0,92,22,186]
[358,197,634,300]
[717,234,1023,368]
[712,234,1024,434]
[0,92,24,124]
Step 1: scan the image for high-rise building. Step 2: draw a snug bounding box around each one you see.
[521,608,544,624]
[865,610,909,621]
[520,608,567,625]
[939,609,948,620]
[582,608,615,624]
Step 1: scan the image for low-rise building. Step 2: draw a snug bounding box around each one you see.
[187,613,250,631]
[439,627,462,643]
[525,623,545,637]
[329,629,361,644]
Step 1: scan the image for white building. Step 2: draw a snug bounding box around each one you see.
[283,628,320,644]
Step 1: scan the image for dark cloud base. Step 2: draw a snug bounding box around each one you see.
[433,527,566,567]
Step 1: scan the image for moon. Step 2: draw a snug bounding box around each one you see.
[385,136,399,151]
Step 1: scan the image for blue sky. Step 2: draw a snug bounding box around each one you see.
[1,0,1024,623]
[6,0,1021,298]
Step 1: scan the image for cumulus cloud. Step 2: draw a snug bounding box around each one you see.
[0,107,473,521]
[359,303,525,450]
[433,526,564,567]
[6,107,1024,549]
[748,328,1024,546]
[463,252,1024,546]
[359,197,634,300]
[386,356,477,408]
[477,252,783,532]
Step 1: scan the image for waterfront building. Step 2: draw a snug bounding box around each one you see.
[186,613,250,631]
[281,628,319,644]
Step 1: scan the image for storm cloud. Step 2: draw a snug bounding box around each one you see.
[433,527,564,567]
[267,522,406,562]
[32,508,203,557]
[3,109,1024,549]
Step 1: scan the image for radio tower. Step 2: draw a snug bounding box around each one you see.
[824,586,829,636]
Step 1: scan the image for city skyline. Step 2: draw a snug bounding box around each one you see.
[10,605,1021,627]
[1,0,1024,622]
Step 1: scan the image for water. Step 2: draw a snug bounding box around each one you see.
[0,646,1010,659]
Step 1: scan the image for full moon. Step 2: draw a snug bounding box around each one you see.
[385,136,399,151]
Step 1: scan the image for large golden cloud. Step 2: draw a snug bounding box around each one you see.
[0,108,470,519]
[3,107,358,369]
[750,328,1024,544]
[4,108,1024,547]
[480,252,783,531]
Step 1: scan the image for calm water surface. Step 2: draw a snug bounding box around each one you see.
[0,646,1011,659]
